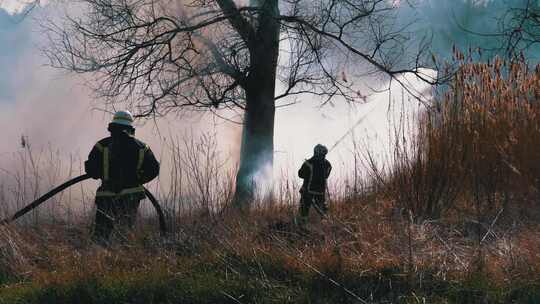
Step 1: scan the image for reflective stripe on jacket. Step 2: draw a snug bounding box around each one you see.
[298,157,332,195]
[85,134,160,198]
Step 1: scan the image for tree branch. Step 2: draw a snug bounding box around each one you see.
[215,0,257,45]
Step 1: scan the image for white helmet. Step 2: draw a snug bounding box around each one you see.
[314,144,328,156]
[111,110,134,127]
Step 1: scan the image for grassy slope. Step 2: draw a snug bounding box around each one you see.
[1,199,540,304]
[3,59,540,304]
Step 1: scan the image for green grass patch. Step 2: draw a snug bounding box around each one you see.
[0,269,293,304]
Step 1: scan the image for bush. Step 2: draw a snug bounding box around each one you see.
[385,57,540,222]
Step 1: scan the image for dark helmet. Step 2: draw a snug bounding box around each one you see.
[314,144,328,157]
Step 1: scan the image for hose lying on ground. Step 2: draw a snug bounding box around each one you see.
[143,187,168,235]
[1,174,168,236]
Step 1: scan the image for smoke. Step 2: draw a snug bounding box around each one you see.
[0,0,30,14]
[0,3,241,211]
[397,0,540,61]
[0,4,92,146]
[272,0,539,189]
[0,0,533,214]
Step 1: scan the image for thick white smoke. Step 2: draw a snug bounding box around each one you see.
[0,0,523,216]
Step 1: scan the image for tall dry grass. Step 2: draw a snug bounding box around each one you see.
[3,57,540,302]
[2,188,540,303]
[0,139,92,225]
[377,56,540,225]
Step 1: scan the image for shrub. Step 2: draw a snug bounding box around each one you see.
[385,57,540,222]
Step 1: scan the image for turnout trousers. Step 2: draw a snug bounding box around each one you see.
[299,191,328,220]
[92,193,144,242]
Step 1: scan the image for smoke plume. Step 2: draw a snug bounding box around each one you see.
[1,0,528,214]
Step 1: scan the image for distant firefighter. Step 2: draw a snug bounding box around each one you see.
[85,111,160,243]
[298,144,332,223]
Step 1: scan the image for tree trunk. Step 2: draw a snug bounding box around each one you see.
[234,90,275,208]
[233,0,280,209]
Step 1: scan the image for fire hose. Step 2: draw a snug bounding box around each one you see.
[0,174,168,236]
[328,105,377,153]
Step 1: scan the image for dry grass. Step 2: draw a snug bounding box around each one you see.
[2,57,540,303]
[374,56,540,225]
[1,195,540,303]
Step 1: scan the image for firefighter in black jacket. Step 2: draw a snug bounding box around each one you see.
[85,111,160,242]
[298,144,332,222]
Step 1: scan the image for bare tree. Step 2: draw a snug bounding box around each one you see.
[458,0,540,61]
[44,0,441,208]
[498,0,540,59]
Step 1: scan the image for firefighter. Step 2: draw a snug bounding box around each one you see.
[297,144,332,223]
[85,111,160,242]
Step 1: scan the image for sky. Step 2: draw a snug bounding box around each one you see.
[0,0,531,210]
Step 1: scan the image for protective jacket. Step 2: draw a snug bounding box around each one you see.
[85,133,160,198]
[298,156,332,195]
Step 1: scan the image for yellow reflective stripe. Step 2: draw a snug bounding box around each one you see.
[103,147,110,181]
[94,143,104,152]
[137,145,148,173]
[96,186,145,197]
